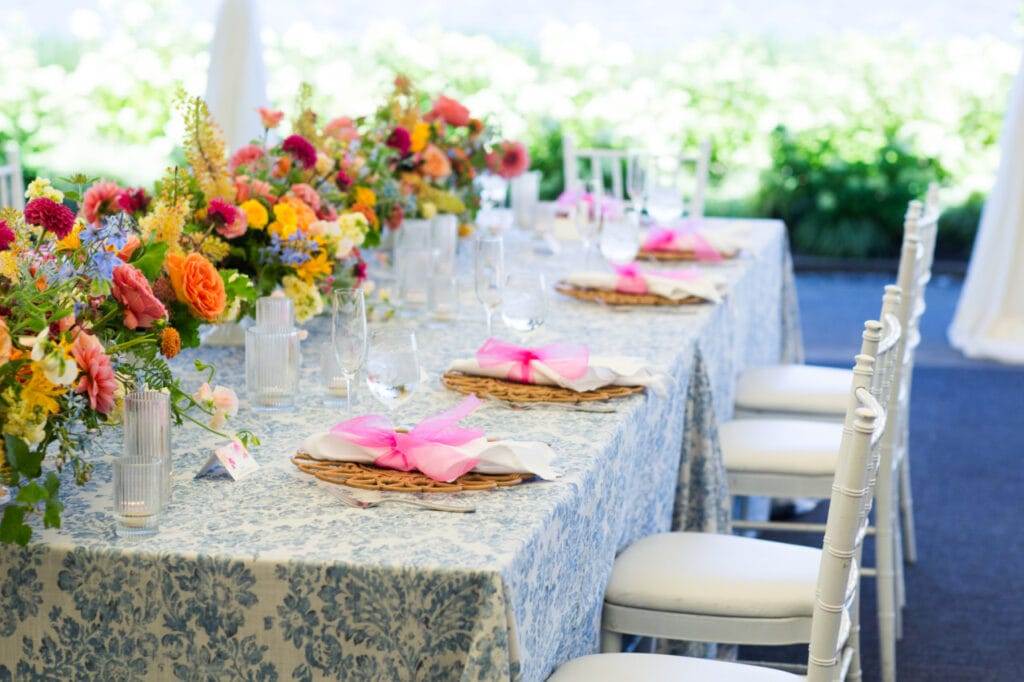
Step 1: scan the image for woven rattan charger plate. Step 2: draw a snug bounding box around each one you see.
[292,452,529,493]
[636,248,736,262]
[441,371,644,403]
[554,281,702,307]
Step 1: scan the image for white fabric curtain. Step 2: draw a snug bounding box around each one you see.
[204,0,267,152]
[949,50,1024,364]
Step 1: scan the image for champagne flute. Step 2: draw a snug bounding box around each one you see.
[331,288,367,415]
[646,156,684,225]
[501,271,547,339]
[474,235,504,337]
[365,328,420,412]
[626,153,647,213]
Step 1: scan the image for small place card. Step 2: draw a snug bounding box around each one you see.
[195,440,259,481]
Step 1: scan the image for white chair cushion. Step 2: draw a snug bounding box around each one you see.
[605,532,820,618]
[721,419,843,476]
[549,653,802,681]
[735,365,852,416]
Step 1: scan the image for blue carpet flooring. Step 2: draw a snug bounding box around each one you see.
[747,274,1024,681]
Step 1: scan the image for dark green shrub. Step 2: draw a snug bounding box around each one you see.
[937,192,983,259]
[756,126,947,258]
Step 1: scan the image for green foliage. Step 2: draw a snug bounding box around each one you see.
[129,240,169,280]
[1,438,62,545]
[756,126,947,258]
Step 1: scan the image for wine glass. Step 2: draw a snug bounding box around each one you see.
[474,235,504,337]
[626,153,647,212]
[646,157,684,225]
[331,288,367,415]
[600,211,641,265]
[501,271,547,339]
[365,328,421,412]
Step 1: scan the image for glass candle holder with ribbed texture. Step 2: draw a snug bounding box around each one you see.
[115,390,170,538]
[245,325,301,410]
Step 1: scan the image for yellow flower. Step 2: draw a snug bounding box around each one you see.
[420,201,437,219]
[56,219,84,251]
[410,121,430,153]
[23,363,64,415]
[200,235,231,262]
[354,186,376,208]
[282,274,324,323]
[0,252,18,282]
[337,212,368,246]
[295,251,331,283]
[240,199,268,230]
[25,177,64,203]
[267,202,298,239]
[315,152,334,175]
[139,197,188,252]
[458,222,475,238]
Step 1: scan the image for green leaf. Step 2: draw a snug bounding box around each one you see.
[220,269,257,303]
[130,241,170,280]
[43,499,63,529]
[0,505,32,546]
[43,472,60,498]
[5,435,43,480]
[15,482,47,505]
[170,302,202,349]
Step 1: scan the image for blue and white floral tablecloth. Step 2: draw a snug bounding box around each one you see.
[0,219,800,681]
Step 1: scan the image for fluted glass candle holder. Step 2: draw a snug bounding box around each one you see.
[115,390,170,538]
[246,296,301,411]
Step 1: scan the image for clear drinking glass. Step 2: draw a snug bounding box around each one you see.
[474,235,504,337]
[396,219,432,310]
[366,328,420,412]
[626,153,648,212]
[600,210,642,265]
[428,274,460,322]
[646,157,684,225]
[431,214,459,276]
[114,458,164,538]
[479,172,509,209]
[501,272,547,338]
[245,315,301,411]
[331,288,367,415]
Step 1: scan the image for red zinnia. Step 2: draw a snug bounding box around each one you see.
[207,198,247,239]
[487,140,530,179]
[281,134,317,170]
[0,220,14,251]
[335,169,352,191]
[117,187,150,214]
[24,197,76,239]
[386,126,412,156]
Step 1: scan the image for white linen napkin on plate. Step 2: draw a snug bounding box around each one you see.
[300,431,560,480]
[448,354,669,395]
[562,270,723,303]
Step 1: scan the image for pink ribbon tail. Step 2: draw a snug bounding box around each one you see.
[613,264,649,294]
[642,228,678,252]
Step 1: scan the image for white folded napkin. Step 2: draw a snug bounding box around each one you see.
[644,222,751,257]
[562,270,723,303]
[448,355,669,395]
[301,432,560,480]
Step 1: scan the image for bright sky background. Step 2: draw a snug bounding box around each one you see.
[15,0,1024,46]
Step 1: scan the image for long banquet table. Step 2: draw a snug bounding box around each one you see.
[0,219,801,681]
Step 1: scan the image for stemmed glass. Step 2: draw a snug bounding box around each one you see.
[626,153,648,213]
[331,288,367,415]
[474,235,505,337]
[599,211,641,265]
[575,181,604,269]
[365,328,421,412]
[646,156,684,225]
[501,271,547,339]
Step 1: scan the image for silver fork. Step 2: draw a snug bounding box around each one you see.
[327,486,476,513]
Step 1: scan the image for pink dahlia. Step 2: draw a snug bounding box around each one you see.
[289,183,321,212]
[0,220,14,251]
[317,204,338,221]
[487,140,530,179]
[71,332,117,415]
[281,135,317,170]
[334,169,353,191]
[111,263,167,329]
[117,187,150,214]
[82,181,122,225]
[229,144,265,173]
[324,116,359,142]
[207,198,247,239]
[386,126,412,156]
[428,95,470,127]
[24,197,76,239]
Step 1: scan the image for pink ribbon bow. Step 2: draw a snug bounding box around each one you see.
[642,221,722,262]
[329,396,485,482]
[614,264,701,294]
[476,338,590,384]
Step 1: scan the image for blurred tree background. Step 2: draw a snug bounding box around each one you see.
[1,1,1018,260]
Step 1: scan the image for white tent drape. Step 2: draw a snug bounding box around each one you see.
[949,50,1024,364]
[204,0,267,152]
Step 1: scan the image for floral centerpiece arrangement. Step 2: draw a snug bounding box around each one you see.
[141,91,372,324]
[0,176,256,544]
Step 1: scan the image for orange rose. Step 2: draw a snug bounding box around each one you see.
[164,252,226,322]
[421,144,452,179]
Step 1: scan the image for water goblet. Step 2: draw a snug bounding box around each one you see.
[331,288,368,415]
[365,327,421,412]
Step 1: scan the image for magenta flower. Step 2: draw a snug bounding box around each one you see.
[386,126,412,156]
[24,197,76,239]
[0,220,14,251]
[281,134,317,170]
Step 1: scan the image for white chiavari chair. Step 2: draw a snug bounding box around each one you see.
[562,135,711,217]
[0,142,25,210]
[549,368,885,682]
